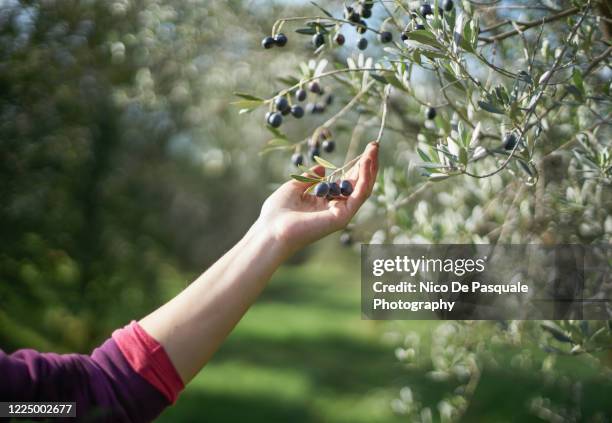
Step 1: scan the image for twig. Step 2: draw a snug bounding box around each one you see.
[478,6,580,44]
[266,67,393,103]
[375,85,392,144]
[523,45,611,134]
[271,16,382,36]
[464,2,591,179]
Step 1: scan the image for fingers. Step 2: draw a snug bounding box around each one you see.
[347,141,379,214]
[311,165,325,178]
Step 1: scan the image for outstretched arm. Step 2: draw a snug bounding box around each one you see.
[139,142,379,384]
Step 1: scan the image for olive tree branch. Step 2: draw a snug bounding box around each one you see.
[271,16,382,37]
[326,84,392,180]
[375,84,392,144]
[265,67,394,103]
[291,80,376,152]
[523,45,611,133]
[463,2,592,179]
[478,6,580,44]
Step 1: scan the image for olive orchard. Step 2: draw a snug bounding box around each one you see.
[240,0,611,420]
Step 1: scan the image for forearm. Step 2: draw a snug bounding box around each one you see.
[139,219,289,384]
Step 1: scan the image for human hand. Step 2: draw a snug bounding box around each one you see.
[256,141,379,255]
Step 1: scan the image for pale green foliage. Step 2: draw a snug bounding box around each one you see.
[244,0,611,420]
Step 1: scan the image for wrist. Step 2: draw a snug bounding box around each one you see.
[247,218,295,265]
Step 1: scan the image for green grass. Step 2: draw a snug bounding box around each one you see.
[2,234,610,422]
[157,239,612,422]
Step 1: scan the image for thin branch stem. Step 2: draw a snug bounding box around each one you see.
[266,67,393,103]
[478,6,580,44]
[271,16,382,37]
[375,85,392,144]
[463,2,591,179]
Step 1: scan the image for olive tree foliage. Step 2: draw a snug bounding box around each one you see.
[241,0,611,420]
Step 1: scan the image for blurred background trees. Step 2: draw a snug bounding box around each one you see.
[0,0,610,422]
[0,0,298,350]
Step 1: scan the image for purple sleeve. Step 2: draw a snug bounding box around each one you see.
[0,338,170,422]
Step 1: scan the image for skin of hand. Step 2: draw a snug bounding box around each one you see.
[257,141,379,258]
[140,142,379,384]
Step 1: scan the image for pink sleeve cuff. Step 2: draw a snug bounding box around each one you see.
[112,321,184,404]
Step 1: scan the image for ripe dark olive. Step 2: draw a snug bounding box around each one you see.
[357,37,368,50]
[360,6,372,19]
[290,105,304,118]
[274,33,288,47]
[315,182,330,197]
[425,107,437,120]
[312,32,325,47]
[343,6,353,19]
[291,153,304,167]
[309,81,322,94]
[420,4,433,16]
[340,232,353,246]
[340,180,354,196]
[295,88,307,102]
[379,31,392,43]
[261,36,275,49]
[442,0,454,12]
[347,9,361,23]
[309,145,321,160]
[313,103,326,114]
[265,111,272,123]
[267,112,283,128]
[401,32,409,41]
[503,133,518,150]
[319,128,332,140]
[356,21,367,34]
[306,103,325,114]
[334,33,346,45]
[329,182,341,197]
[322,140,335,153]
[275,96,290,112]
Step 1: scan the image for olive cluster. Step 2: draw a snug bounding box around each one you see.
[291,127,335,167]
[265,81,334,129]
[261,33,288,49]
[399,1,454,40]
[314,179,354,198]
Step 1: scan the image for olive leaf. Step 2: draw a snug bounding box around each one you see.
[233,92,264,101]
[295,27,317,35]
[233,99,265,114]
[403,30,443,50]
[309,1,333,18]
[266,125,288,139]
[417,148,432,162]
[541,322,574,344]
[313,155,337,169]
[429,173,450,181]
[459,147,468,166]
[290,174,323,183]
[477,100,505,114]
[266,138,291,147]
